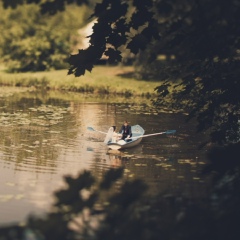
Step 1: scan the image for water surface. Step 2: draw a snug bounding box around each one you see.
[0,88,209,225]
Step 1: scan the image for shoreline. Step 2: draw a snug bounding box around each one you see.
[0,65,159,97]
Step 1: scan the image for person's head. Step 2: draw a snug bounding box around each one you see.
[123,120,129,126]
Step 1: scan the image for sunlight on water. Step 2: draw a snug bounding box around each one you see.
[0,88,209,225]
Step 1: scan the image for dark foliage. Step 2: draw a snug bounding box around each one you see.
[2,0,88,13]
[0,1,240,239]
[203,142,240,180]
[2,0,240,144]
[0,156,239,240]
[0,2,86,72]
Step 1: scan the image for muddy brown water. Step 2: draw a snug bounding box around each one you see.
[0,88,210,225]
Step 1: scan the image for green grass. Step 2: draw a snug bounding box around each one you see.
[0,65,160,97]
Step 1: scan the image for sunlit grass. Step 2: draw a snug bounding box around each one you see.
[0,65,160,97]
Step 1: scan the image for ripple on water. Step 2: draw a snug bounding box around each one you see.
[0,91,210,225]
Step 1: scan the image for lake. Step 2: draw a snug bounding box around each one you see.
[0,87,209,225]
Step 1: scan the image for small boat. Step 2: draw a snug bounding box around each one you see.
[107,125,145,150]
[87,125,176,151]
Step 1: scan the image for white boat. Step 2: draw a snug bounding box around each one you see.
[107,125,145,150]
[87,125,176,151]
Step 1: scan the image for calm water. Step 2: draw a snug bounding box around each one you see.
[0,88,209,225]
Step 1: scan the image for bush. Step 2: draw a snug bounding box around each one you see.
[0,3,86,72]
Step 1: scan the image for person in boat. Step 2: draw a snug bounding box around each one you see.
[111,126,120,143]
[119,120,132,141]
[104,125,120,144]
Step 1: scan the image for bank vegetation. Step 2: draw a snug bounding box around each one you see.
[0,65,160,97]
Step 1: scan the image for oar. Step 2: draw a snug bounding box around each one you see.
[128,130,176,140]
[87,127,107,135]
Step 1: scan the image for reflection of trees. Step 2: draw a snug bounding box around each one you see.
[70,101,119,173]
[108,154,123,167]
[107,151,130,168]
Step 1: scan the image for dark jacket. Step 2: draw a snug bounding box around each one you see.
[119,125,132,138]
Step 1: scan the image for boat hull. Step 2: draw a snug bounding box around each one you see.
[106,125,145,150]
[107,137,143,150]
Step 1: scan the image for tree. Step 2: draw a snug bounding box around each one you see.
[0,2,88,71]
[70,0,240,145]
[1,2,240,239]
[2,0,240,144]
[67,0,240,145]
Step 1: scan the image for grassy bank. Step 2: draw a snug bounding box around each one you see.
[0,65,160,97]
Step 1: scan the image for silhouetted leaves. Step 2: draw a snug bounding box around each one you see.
[90,0,128,22]
[114,18,129,36]
[203,143,240,178]
[100,167,124,189]
[141,23,161,41]
[2,0,24,8]
[89,21,111,46]
[154,81,170,97]
[1,2,240,239]
[28,212,74,240]
[2,0,240,144]
[1,0,88,13]
[131,9,153,29]
[27,0,41,4]
[127,34,149,54]
[104,48,122,64]
[40,0,65,15]
[107,32,127,48]
[92,2,108,18]
[133,0,153,9]
[1,166,240,240]
[28,168,149,240]
[110,179,147,207]
[156,0,173,15]
[68,47,102,76]
[54,170,95,207]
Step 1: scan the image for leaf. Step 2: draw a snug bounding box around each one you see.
[68,46,103,77]
[91,1,128,22]
[107,33,127,48]
[110,179,147,207]
[2,0,24,8]
[100,168,124,190]
[131,9,153,29]
[40,0,65,15]
[114,18,130,36]
[108,2,128,21]
[156,1,173,15]
[141,24,161,41]
[104,48,122,63]
[54,171,95,206]
[127,34,149,54]
[90,2,109,18]
[65,170,95,190]
[27,0,41,4]
[89,21,111,46]
[40,0,87,15]
[133,0,153,9]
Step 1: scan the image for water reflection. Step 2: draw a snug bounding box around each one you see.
[0,88,208,225]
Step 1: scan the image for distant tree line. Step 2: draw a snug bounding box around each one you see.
[0,3,89,72]
[0,1,240,240]
[2,0,239,145]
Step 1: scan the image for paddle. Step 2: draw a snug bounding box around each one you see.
[127,130,176,140]
[87,127,107,135]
